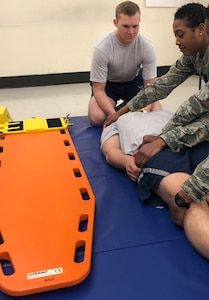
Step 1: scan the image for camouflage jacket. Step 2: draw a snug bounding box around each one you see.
[159,51,209,203]
[160,83,209,202]
[127,46,209,111]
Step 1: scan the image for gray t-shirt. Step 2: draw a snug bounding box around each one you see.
[90,31,156,83]
[101,110,173,155]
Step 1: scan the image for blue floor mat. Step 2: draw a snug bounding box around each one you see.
[0,116,208,300]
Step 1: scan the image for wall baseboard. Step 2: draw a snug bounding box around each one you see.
[0,66,170,89]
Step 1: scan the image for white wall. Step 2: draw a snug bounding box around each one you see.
[0,0,207,77]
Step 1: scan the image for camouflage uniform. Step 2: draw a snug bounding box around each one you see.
[160,87,209,203]
[127,46,209,111]
[127,46,209,203]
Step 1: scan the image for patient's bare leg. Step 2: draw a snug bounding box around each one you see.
[155,173,190,227]
[156,173,209,260]
[155,172,190,205]
[184,200,209,260]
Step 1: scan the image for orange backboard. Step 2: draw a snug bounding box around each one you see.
[0,129,95,296]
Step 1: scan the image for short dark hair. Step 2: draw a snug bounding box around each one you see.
[205,4,209,20]
[174,3,206,29]
[115,1,140,20]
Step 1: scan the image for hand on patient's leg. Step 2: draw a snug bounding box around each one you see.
[167,199,187,228]
[155,172,190,227]
[156,172,209,259]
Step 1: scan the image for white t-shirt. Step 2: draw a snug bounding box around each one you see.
[90,31,156,83]
[101,110,173,155]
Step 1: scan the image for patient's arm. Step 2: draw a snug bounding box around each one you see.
[102,134,141,182]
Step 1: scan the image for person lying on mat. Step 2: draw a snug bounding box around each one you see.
[101,107,172,182]
[101,107,209,261]
[104,2,207,127]
[88,1,158,127]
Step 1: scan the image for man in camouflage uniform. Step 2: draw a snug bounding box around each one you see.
[103,3,209,260]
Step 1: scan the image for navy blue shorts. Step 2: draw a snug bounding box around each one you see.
[90,73,143,104]
[138,142,209,207]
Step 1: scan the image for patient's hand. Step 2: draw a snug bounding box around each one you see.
[125,155,141,182]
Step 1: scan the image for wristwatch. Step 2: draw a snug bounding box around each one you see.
[174,193,190,208]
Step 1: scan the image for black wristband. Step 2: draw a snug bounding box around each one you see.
[175,193,190,208]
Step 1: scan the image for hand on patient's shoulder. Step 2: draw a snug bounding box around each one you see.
[104,105,130,127]
[103,112,120,128]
